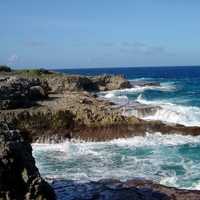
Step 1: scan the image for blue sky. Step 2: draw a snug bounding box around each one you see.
[1,0,200,68]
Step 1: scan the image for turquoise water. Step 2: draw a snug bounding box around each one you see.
[33,134,200,189]
[33,66,200,189]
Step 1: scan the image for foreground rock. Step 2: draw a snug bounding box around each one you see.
[0,76,50,109]
[52,179,200,200]
[0,122,56,200]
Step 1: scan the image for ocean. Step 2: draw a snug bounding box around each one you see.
[33,66,200,190]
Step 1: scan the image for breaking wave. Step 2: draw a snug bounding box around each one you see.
[100,81,200,127]
[135,95,200,127]
[33,133,200,189]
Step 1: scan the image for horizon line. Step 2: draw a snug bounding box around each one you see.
[11,64,200,70]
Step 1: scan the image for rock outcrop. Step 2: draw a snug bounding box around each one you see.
[0,77,50,109]
[0,122,56,200]
[47,75,98,93]
[91,74,132,91]
[46,74,132,93]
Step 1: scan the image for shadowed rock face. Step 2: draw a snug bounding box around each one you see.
[0,77,50,110]
[52,179,200,200]
[0,122,56,200]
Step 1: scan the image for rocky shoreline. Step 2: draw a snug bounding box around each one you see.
[0,68,200,143]
[1,67,200,199]
[52,179,200,200]
[0,122,56,200]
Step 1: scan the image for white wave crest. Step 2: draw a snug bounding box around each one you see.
[108,83,175,94]
[100,82,175,105]
[135,95,200,127]
[33,133,200,152]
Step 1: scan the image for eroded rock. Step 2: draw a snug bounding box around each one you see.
[91,74,132,91]
[0,122,56,200]
[0,77,50,109]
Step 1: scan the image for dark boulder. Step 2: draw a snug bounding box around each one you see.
[29,86,47,100]
[0,122,56,200]
[0,65,12,73]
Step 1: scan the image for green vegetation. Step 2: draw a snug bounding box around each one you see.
[14,68,63,78]
[17,68,53,76]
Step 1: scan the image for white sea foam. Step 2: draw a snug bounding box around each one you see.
[104,93,129,104]
[135,95,200,127]
[32,133,200,190]
[109,133,200,147]
[100,82,175,105]
[103,82,176,95]
[32,133,200,151]
[191,181,200,190]
[160,176,178,188]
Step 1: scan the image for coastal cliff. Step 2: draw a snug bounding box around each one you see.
[0,122,56,200]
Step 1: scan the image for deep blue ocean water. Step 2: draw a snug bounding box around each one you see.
[33,66,200,190]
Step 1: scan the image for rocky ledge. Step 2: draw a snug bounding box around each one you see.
[44,74,132,93]
[52,179,200,200]
[0,122,56,200]
[0,69,200,142]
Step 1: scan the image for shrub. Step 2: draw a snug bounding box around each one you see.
[0,65,12,72]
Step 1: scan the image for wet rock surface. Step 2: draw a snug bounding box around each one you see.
[130,80,161,87]
[52,179,200,200]
[119,102,161,118]
[0,122,56,200]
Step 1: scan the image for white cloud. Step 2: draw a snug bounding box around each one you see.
[8,54,19,65]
